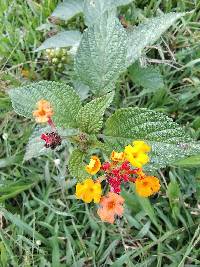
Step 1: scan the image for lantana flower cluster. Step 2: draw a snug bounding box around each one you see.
[76,142,160,223]
[33,99,161,224]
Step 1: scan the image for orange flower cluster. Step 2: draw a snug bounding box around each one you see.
[76,141,161,224]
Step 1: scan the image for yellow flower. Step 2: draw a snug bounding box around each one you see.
[135,176,160,197]
[85,156,101,175]
[124,141,151,168]
[32,99,53,123]
[124,145,149,168]
[110,151,125,162]
[76,178,102,203]
[132,141,151,153]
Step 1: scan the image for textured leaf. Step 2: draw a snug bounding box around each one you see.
[113,0,134,6]
[68,149,88,179]
[104,107,200,169]
[35,31,82,51]
[73,80,90,100]
[129,62,164,90]
[84,0,133,26]
[76,92,114,134]
[9,81,82,128]
[75,11,127,95]
[24,126,50,161]
[51,0,84,21]
[126,13,184,66]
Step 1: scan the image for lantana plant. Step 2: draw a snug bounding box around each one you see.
[9,2,200,223]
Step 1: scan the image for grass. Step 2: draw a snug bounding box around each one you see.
[0,0,200,266]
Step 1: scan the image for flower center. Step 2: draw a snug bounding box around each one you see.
[107,200,115,210]
[89,187,94,193]
[142,181,148,186]
[38,109,46,116]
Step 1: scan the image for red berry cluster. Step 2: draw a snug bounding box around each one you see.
[101,161,138,194]
[41,132,62,150]
[40,117,62,150]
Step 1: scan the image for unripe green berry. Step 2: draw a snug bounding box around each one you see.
[52,58,59,64]
[46,48,52,54]
[61,48,67,55]
[54,47,61,57]
[49,51,55,57]
[61,56,67,62]
[58,63,63,68]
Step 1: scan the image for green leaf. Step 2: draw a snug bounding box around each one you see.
[1,208,48,246]
[0,230,17,267]
[0,242,8,267]
[9,81,82,128]
[167,180,181,204]
[0,178,40,202]
[75,11,127,95]
[50,236,60,267]
[135,193,161,230]
[0,155,23,168]
[51,0,84,21]
[167,179,181,220]
[73,80,90,100]
[35,31,82,51]
[68,149,88,179]
[84,0,133,26]
[112,0,134,7]
[126,13,184,66]
[173,155,200,168]
[24,126,50,161]
[129,62,164,90]
[104,107,200,169]
[76,92,114,134]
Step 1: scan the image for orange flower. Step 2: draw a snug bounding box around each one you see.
[135,176,160,197]
[85,156,101,175]
[33,99,53,123]
[110,151,125,162]
[97,192,124,223]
